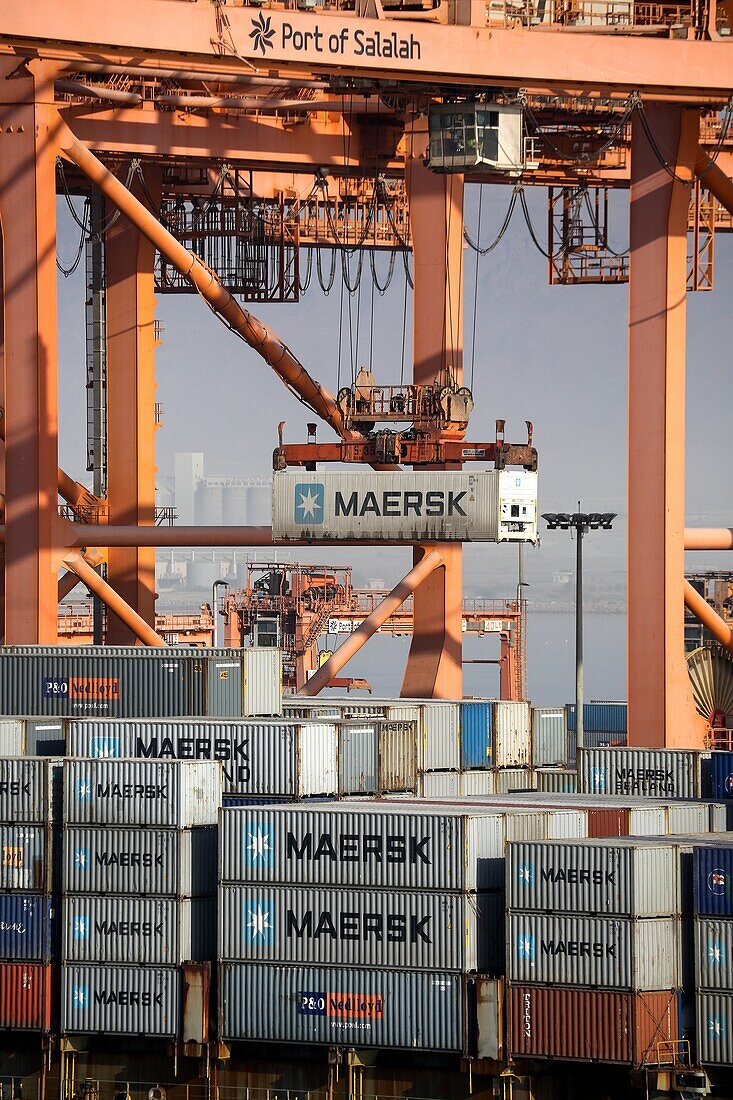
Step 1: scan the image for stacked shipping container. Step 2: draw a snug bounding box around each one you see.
[505,837,683,1066]
[60,759,221,1037]
[694,844,733,1066]
[0,758,53,1031]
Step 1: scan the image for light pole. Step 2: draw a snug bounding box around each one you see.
[541,507,616,753]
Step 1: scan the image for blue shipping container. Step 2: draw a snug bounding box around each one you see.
[695,847,733,917]
[0,895,52,960]
[709,753,733,801]
[460,702,493,769]
[567,703,627,734]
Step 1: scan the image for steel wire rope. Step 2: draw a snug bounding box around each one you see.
[298,247,314,295]
[463,184,518,255]
[635,102,695,186]
[316,248,338,294]
[518,186,571,260]
[57,157,133,239]
[581,189,629,258]
[697,98,733,176]
[336,261,346,392]
[57,195,90,276]
[522,93,637,165]
[468,173,486,393]
[369,249,398,293]
[399,258,410,386]
[341,249,365,293]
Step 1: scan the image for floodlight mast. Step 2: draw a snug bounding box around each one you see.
[541,506,617,754]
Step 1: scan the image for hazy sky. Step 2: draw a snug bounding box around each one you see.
[55,184,733,699]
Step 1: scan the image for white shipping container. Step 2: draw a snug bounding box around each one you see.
[63,759,222,826]
[495,702,531,769]
[243,648,282,716]
[421,703,461,772]
[273,470,538,543]
[532,708,567,767]
[0,720,25,756]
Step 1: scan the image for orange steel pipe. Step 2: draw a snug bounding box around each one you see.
[695,150,733,216]
[58,569,83,602]
[63,552,166,646]
[298,549,444,696]
[57,121,346,437]
[685,528,733,550]
[684,579,733,657]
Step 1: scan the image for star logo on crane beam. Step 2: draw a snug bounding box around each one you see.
[250,13,276,55]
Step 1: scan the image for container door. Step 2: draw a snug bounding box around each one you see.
[206,658,242,718]
[460,702,492,769]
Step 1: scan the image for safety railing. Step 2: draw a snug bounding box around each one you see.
[705,727,733,750]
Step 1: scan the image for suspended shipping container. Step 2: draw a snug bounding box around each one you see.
[507,985,679,1066]
[63,759,222,827]
[220,963,464,1051]
[62,825,216,897]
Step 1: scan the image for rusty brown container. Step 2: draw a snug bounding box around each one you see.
[587,808,629,838]
[508,986,678,1066]
[0,963,52,1031]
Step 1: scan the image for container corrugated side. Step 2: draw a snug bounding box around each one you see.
[61,896,211,965]
[338,724,377,796]
[695,917,733,990]
[421,703,460,771]
[460,703,492,769]
[378,722,417,793]
[0,825,48,891]
[68,718,338,798]
[579,748,700,799]
[0,963,52,1031]
[220,963,463,1051]
[63,759,222,826]
[507,985,679,1066]
[243,648,282,717]
[495,702,531,769]
[495,769,537,794]
[298,724,338,796]
[220,805,509,892]
[62,825,216,896]
[219,885,501,972]
[418,771,460,799]
[532,709,567,767]
[61,964,180,1036]
[506,841,679,916]
[507,912,680,990]
[0,896,52,960]
[460,770,497,797]
[697,991,733,1065]
[272,470,500,543]
[567,703,628,734]
[0,721,25,756]
[710,752,733,800]
[536,769,577,793]
[667,804,711,835]
[0,759,49,823]
[694,846,733,916]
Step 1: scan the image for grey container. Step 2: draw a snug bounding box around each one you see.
[0,825,49,892]
[220,963,463,1051]
[220,804,506,891]
[0,758,50,823]
[536,769,578,793]
[421,703,461,771]
[25,718,66,756]
[579,748,702,799]
[495,768,537,794]
[532,709,567,767]
[67,719,336,798]
[62,825,216,896]
[338,723,377,795]
[219,884,503,972]
[507,912,680,990]
[61,963,180,1036]
[63,759,222,826]
[697,991,733,1065]
[62,895,213,965]
[506,840,680,917]
[695,918,733,991]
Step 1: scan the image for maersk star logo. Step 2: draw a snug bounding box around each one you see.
[245,823,274,867]
[709,1015,725,1039]
[74,848,89,872]
[589,767,606,793]
[245,901,274,946]
[518,864,533,887]
[90,736,120,759]
[73,985,88,1009]
[76,779,92,801]
[708,940,725,966]
[73,916,89,940]
[294,483,324,525]
[250,13,275,55]
[518,933,535,961]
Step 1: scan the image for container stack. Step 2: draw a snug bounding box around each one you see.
[217,801,527,1052]
[60,758,221,1038]
[0,758,53,1032]
[567,701,627,755]
[505,837,682,1066]
[694,844,733,1066]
